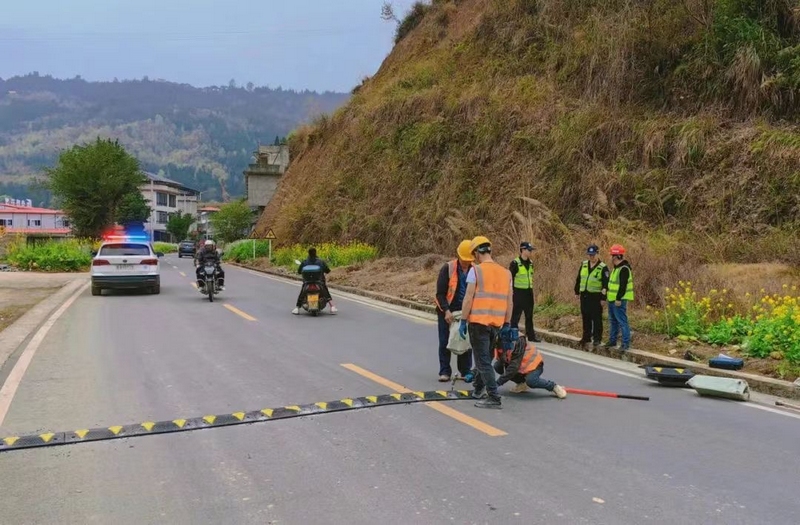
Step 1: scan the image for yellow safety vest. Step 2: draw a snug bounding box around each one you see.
[608,265,634,301]
[579,261,606,293]
[513,257,533,290]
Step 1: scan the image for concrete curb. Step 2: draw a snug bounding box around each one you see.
[231,261,800,401]
[0,276,89,370]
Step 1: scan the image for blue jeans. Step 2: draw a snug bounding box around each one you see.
[437,313,472,377]
[494,362,555,391]
[608,300,631,348]
[469,323,500,399]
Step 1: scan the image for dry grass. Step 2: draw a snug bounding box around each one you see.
[257,0,800,268]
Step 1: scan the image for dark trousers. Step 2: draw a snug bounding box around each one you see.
[437,313,472,377]
[469,323,500,400]
[296,282,332,307]
[579,292,604,344]
[511,288,536,339]
[494,362,555,391]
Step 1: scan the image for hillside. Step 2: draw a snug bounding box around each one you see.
[258,0,800,295]
[0,73,349,204]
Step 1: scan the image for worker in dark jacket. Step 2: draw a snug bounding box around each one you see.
[509,242,541,342]
[574,244,610,349]
[493,332,567,398]
[605,244,634,351]
[195,240,225,290]
[434,240,474,382]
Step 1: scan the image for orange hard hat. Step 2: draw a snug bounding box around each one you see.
[457,240,474,262]
[610,244,626,256]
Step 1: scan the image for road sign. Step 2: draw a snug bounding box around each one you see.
[264,228,276,240]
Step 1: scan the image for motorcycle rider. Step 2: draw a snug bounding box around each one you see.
[195,239,225,291]
[293,247,337,314]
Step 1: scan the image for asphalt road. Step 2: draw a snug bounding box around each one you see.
[0,256,798,525]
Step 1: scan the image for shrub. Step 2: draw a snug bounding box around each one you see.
[272,242,379,268]
[222,239,272,263]
[6,239,93,272]
[153,242,177,254]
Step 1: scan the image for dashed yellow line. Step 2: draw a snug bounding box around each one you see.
[223,304,257,322]
[179,271,186,277]
[340,363,507,437]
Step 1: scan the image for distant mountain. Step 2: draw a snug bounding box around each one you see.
[0,73,349,205]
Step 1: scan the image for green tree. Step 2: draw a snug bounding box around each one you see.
[210,199,253,243]
[46,138,145,238]
[166,211,195,242]
[116,191,151,224]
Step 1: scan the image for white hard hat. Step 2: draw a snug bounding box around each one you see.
[205,240,214,246]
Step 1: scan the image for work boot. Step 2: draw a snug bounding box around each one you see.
[510,382,529,394]
[438,375,450,382]
[552,385,567,399]
[292,307,300,315]
[475,397,502,409]
[472,387,487,399]
[603,341,617,349]
[531,335,542,343]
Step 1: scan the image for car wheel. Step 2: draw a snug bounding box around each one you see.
[178,253,182,258]
[91,285,101,296]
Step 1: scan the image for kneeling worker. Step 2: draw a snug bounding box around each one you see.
[493,331,567,398]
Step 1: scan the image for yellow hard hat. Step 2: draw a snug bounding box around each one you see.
[457,240,474,262]
[470,235,492,253]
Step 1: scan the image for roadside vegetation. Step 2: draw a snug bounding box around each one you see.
[153,242,178,254]
[5,238,92,272]
[226,241,379,268]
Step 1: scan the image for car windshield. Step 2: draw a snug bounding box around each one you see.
[99,243,151,256]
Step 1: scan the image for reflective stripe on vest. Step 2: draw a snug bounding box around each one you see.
[579,260,606,293]
[608,265,634,301]
[434,260,458,310]
[519,343,543,374]
[468,262,511,327]
[513,257,533,290]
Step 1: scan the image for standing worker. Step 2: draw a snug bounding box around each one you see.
[605,244,634,351]
[574,244,609,350]
[509,242,542,342]
[434,240,475,383]
[458,235,513,409]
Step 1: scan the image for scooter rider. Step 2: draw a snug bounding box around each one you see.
[195,240,225,291]
[293,247,338,314]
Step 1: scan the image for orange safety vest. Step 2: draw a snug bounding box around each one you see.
[494,342,543,375]
[434,260,459,311]
[468,261,511,327]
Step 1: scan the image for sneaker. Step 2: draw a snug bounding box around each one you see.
[330,305,338,314]
[552,385,567,399]
[438,375,451,382]
[603,341,617,349]
[471,388,487,399]
[463,372,475,383]
[531,335,543,343]
[219,286,225,291]
[510,382,529,394]
[475,397,502,409]
[620,344,630,351]
[291,307,300,315]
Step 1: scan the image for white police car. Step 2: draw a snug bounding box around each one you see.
[90,233,164,296]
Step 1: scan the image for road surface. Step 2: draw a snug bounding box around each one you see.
[0,256,798,525]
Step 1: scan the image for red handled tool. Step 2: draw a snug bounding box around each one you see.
[565,387,649,401]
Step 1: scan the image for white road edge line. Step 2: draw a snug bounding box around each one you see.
[234,265,800,422]
[0,281,89,426]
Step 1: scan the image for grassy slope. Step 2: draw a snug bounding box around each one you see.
[258,0,800,306]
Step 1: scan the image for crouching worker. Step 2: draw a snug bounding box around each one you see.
[493,332,567,398]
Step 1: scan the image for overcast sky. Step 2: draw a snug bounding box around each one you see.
[0,0,419,93]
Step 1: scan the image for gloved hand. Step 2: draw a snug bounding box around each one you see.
[459,319,468,339]
[499,323,514,351]
[510,327,519,342]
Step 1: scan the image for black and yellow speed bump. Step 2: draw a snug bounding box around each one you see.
[1,390,473,452]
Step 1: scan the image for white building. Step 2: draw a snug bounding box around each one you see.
[0,199,71,237]
[141,172,201,242]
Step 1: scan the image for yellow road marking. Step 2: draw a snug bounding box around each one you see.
[173,419,187,428]
[232,412,245,421]
[191,282,198,289]
[179,271,186,277]
[285,405,301,412]
[223,304,257,321]
[315,402,328,410]
[141,422,155,431]
[3,436,19,446]
[340,363,507,437]
[40,432,55,443]
[75,429,89,439]
[203,415,216,424]
[261,408,273,417]
[108,426,123,435]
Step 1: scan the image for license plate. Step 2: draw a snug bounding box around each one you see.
[116,264,135,270]
[308,294,319,307]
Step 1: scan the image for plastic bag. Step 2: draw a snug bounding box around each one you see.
[446,311,471,355]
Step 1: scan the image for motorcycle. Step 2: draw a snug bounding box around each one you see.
[199,263,221,302]
[295,259,329,316]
